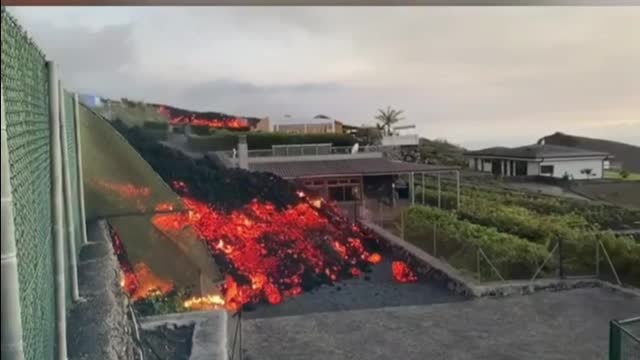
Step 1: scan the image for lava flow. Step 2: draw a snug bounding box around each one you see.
[148,182,385,311]
[158,106,250,130]
[392,261,418,283]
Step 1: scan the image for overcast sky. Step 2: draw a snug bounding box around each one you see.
[9,6,639,149]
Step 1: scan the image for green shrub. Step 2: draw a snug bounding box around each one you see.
[190,125,212,136]
[142,120,169,131]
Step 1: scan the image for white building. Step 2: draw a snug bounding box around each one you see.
[464,144,611,180]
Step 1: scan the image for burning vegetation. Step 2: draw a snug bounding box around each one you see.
[107,121,419,312]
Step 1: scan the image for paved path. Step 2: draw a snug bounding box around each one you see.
[242,287,640,360]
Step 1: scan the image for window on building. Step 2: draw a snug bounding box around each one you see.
[540,165,554,175]
[515,161,528,176]
[328,186,361,202]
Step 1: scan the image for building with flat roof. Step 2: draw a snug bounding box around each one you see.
[272,114,344,134]
[212,141,460,218]
[464,144,611,180]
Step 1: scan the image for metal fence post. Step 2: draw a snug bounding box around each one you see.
[48,62,68,360]
[558,238,565,279]
[433,222,437,257]
[58,82,79,302]
[1,81,26,360]
[476,248,481,281]
[609,321,621,360]
[437,173,442,209]
[596,242,600,277]
[456,170,461,210]
[73,94,89,246]
[421,172,425,204]
[400,209,405,240]
[410,172,415,205]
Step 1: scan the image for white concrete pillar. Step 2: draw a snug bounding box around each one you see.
[238,135,249,170]
[48,61,68,360]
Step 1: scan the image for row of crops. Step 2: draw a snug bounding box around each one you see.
[396,181,640,285]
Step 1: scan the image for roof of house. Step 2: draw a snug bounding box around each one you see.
[464,144,610,159]
[249,158,458,179]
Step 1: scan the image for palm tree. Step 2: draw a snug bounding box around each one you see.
[375,106,404,136]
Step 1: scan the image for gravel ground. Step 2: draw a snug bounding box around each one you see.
[242,287,640,360]
[243,258,464,320]
[141,324,194,360]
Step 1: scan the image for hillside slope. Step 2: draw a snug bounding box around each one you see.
[539,132,640,172]
[419,138,466,166]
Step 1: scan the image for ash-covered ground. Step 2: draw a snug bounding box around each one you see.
[243,257,464,319]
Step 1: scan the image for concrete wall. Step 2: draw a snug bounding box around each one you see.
[381,134,419,146]
[68,220,142,360]
[527,161,540,176]
[222,151,384,166]
[482,159,492,172]
[275,122,335,134]
[254,117,270,132]
[540,158,604,179]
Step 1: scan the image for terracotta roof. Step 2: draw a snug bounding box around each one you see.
[249,158,458,179]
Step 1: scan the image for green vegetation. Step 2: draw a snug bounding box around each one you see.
[187,129,357,151]
[404,181,640,285]
[417,181,640,230]
[605,170,640,181]
[143,120,170,131]
[405,206,550,280]
[133,289,193,317]
[419,138,466,166]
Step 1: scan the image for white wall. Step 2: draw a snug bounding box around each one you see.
[381,134,419,146]
[539,158,604,179]
[482,159,492,172]
[467,158,475,169]
[527,161,540,176]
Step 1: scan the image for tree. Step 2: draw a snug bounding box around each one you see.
[355,127,382,145]
[375,106,404,136]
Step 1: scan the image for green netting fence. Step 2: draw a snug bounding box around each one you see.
[610,317,640,360]
[2,9,56,360]
[1,8,87,360]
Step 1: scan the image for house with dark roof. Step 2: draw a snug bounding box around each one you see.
[464,143,611,180]
[212,139,461,218]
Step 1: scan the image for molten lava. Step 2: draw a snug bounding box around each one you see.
[129,263,175,301]
[94,180,151,198]
[158,106,250,130]
[110,178,393,311]
[148,184,383,311]
[183,293,226,311]
[391,261,418,283]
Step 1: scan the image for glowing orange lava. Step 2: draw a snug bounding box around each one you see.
[149,186,383,311]
[94,180,151,198]
[159,106,250,130]
[391,261,418,283]
[183,293,226,311]
[129,263,175,301]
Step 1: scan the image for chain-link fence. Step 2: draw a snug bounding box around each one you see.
[610,317,640,360]
[2,9,57,360]
[362,195,632,286]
